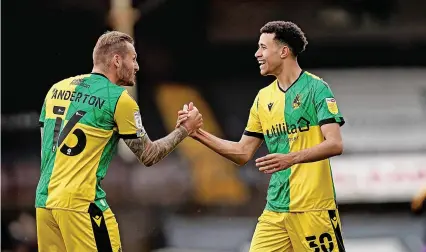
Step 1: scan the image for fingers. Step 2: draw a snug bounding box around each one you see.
[190,113,203,127]
[255,154,275,164]
[177,114,188,123]
[197,112,203,123]
[255,159,277,169]
[179,103,203,132]
[182,102,196,112]
[176,109,189,128]
[196,120,203,129]
[188,108,200,118]
[257,162,281,174]
[176,121,185,128]
[255,154,288,174]
[176,119,186,128]
[188,106,199,114]
[257,161,280,172]
[182,102,194,112]
[178,110,188,116]
[264,167,282,174]
[188,110,203,130]
[197,114,203,128]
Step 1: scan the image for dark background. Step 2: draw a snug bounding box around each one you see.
[2,0,426,251]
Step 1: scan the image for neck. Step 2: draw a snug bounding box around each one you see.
[92,66,118,84]
[276,59,302,91]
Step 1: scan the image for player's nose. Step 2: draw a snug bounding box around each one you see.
[254,49,261,58]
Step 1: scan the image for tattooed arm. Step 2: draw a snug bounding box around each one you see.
[123,104,203,167]
[115,90,202,167]
[124,126,188,167]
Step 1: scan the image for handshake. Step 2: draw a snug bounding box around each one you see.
[175,102,203,137]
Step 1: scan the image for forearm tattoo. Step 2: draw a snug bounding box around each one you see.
[124,126,188,166]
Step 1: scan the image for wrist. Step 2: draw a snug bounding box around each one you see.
[288,152,300,166]
[190,129,202,140]
[177,125,190,137]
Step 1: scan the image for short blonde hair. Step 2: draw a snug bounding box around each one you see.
[93,31,134,68]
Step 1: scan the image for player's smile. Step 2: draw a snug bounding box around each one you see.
[258,60,266,69]
[258,59,270,75]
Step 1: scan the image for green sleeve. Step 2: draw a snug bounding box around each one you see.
[314,82,345,126]
[39,100,46,127]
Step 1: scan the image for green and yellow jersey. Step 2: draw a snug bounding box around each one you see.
[37,73,144,212]
[245,71,345,212]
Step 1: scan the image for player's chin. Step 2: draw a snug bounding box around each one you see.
[119,82,134,87]
[259,69,269,76]
[129,76,137,86]
[125,78,136,86]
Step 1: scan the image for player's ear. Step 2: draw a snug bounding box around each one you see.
[280,46,289,59]
[113,54,121,68]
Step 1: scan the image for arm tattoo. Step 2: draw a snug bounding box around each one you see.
[124,126,188,167]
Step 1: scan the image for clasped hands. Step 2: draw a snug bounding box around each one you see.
[175,102,203,136]
[175,102,296,174]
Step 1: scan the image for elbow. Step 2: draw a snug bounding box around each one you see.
[333,140,344,156]
[138,157,155,167]
[235,160,247,167]
[144,161,154,167]
[142,160,156,167]
[233,145,253,166]
[234,154,251,167]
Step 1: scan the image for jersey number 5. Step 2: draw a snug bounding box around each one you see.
[52,106,87,156]
[305,233,334,252]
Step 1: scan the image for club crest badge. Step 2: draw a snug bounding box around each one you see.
[292,94,301,109]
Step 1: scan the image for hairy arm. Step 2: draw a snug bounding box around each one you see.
[291,123,343,164]
[124,126,188,167]
[192,129,263,166]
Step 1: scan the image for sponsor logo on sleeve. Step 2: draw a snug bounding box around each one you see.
[134,112,146,137]
[326,98,339,114]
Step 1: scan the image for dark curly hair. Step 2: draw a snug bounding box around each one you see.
[260,21,308,57]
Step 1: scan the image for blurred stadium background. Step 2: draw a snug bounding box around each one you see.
[2,0,426,251]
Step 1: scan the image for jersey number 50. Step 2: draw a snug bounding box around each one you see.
[52,106,87,156]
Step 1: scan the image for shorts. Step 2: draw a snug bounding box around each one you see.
[249,209,345,252]
[36,203,121,252]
